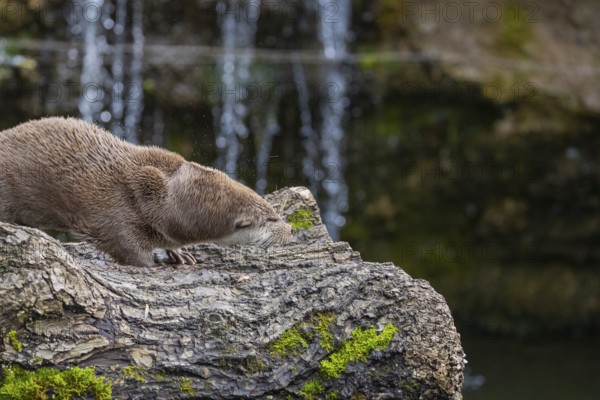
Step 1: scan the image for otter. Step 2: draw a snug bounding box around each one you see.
[0,117,293,267]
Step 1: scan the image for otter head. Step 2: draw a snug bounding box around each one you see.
[165,162,294,247]
[215,202,295,247]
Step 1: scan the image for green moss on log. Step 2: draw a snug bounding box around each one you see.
[288,208,314,230]
[320,323,399,379]
[300,380,325,400]
[6,330,22,352]
[0,365,111,400]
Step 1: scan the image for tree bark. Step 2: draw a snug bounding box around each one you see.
[0,187,464,399]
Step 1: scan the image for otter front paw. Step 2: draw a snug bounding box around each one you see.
[165,248,196,265]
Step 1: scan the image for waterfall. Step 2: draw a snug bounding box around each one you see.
[72,0,144,141]
[124,0,144,143]
[77,0,107,123]
[210,0,350,239]
[316,0,351,240]
[292,60,320,196]
[214,0,261,178]
[254,89,282,195]
[111,0,126,138]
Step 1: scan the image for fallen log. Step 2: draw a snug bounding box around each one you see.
[0,187,464,399]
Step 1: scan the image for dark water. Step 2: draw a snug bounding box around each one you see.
[462,334,600,400]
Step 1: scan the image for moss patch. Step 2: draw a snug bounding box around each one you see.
[300,380,325,400]
[179,377,196,395]
[325,391,339,400]
[314,313,334,352]
[6,330,22,352]
[270,313,335,357]
[0,365,111,400]
[270,325,311,356]
[287,208,314,230]
[320,323,399,379]
[152,372,166,382]
[122,366,146,383]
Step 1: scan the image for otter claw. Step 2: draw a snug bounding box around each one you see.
[166,249,197,265]
[181,251,196,265]
[166,250,181,264]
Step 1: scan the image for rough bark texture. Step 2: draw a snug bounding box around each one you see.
[0,187,465,399]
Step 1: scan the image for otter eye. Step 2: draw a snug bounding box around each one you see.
[235,219,253,229]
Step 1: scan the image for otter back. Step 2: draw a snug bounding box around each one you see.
[0,117,293,267]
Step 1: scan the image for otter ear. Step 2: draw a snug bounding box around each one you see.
[235,218,253,229]
[128,166,167,201]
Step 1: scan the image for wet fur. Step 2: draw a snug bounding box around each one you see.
[0,117,293,267]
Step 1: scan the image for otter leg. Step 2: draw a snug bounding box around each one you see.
[93,234,156,268]
[166,248,196,265]
[117,247,156,268]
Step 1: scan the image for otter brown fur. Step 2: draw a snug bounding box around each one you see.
[0,117,293,267]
